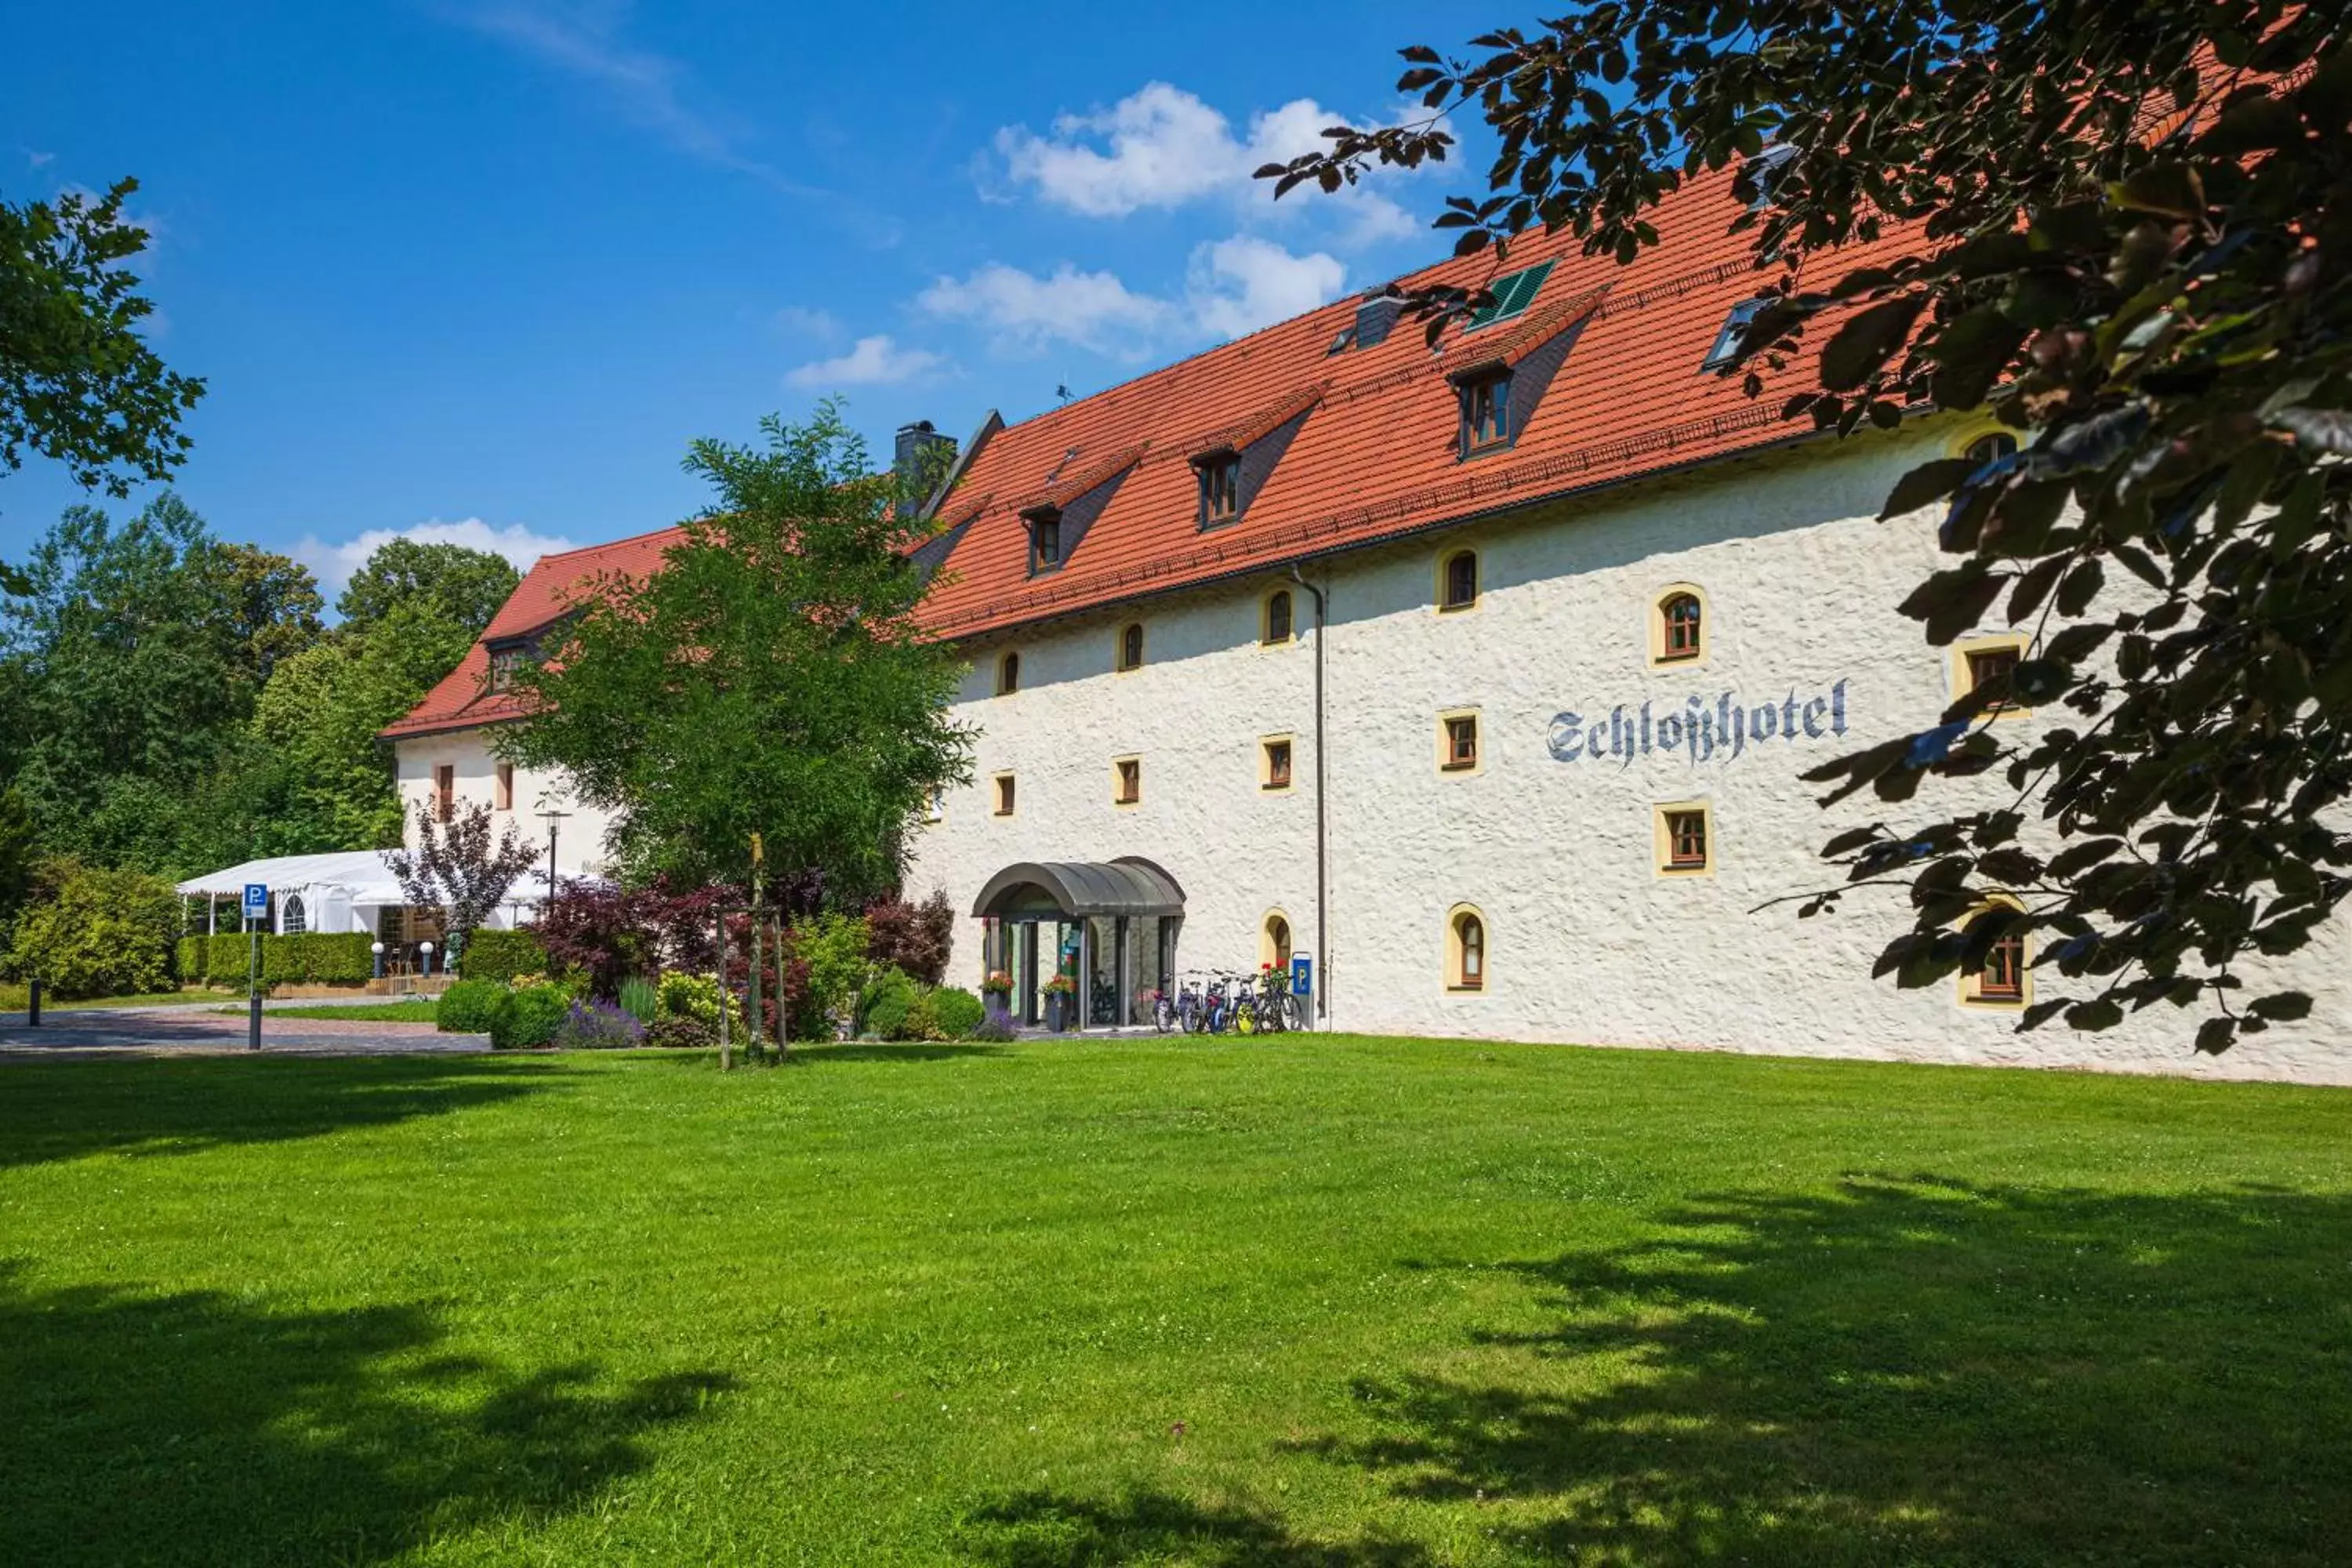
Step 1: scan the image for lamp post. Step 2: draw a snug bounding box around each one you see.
[419,940,435,979]
[535,803,573,920]
[371,941,386,982]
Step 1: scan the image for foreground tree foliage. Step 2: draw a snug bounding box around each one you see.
[0,179,203,503]
[506,404,972,901]
[1272,1,2350,1048]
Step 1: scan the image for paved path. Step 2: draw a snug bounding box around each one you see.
[0,1009,490,1062]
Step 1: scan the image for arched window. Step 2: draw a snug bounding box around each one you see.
[1660,593,1703,662]
[1439,550,1479,612]
[1447,906,1486,992]
[1117,622,1145,672]
[997,651,1020,695]
[1262,913,1293,973]
[281,894,307,936]
[1263,588,1294,645]
[1962,903,2029,1007]
[1965,430,2018,465]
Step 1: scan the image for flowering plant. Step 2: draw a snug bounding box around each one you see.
[980,969,1013,995]
[1042,972,1076,997]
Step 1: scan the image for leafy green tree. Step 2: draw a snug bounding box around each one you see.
[506,403,972,899]
[336,539,520,638]
[2,858,180,998]
[1277,2,2348,1047]
[0,495,321,868]
[0,179,204,501]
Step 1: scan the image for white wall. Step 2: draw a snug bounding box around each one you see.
[391,731,617,884]
[905,429,2352,1085]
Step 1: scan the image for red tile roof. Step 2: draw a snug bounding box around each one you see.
[387,161,1900,742]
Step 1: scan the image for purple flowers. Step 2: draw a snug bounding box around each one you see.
[554,997,647,1050]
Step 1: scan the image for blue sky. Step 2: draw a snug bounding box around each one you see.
[1,1,1484,601]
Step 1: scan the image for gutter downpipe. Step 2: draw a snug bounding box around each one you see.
[1288,564,1330,1027]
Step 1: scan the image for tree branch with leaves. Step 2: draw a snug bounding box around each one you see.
[1273,0,2349,1049]
[385,800,541,961]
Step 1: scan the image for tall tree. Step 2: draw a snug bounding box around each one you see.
[0,495,321,867]
[0,179,203,501]
[1273,2,2349,1048]
[506,403,973,900]
[336,539,520,638]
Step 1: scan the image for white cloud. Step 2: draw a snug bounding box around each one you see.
[295,518,580,605]
[784,333,953,389]
[773,304,844,342]
[919,238,1346,356]
[919,263,1175,356]
[1186,236,1347,339]
[993,82,1433,244]
[24,148,54,168]
[442,2,823,195]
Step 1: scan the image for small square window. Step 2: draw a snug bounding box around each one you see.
[1955,637,2031,717]
[1655,801,1714,874]
[1960,904,2031,1007]
[1196,452,1241,528]
[1262,737,1294,791]
[1114,757,1142,805]
[993,774,1016,817]
[1440,713,1479,772]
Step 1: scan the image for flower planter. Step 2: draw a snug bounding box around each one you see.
[1045,993,1073,1033]
[983,993,1011,1026]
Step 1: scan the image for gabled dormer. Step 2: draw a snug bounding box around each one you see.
[1011,445,1142,578]
[1443,283,1610,460]
[1184,383,1324,532]
[1022,503,1065,575]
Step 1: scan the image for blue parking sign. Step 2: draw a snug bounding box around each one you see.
[242,883,268,920]
[1290,954,1312,997]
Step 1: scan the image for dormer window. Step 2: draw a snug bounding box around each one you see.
[1458,371,1512,458]
[1702,298,1767,373]
[487,645,526,692]
[1025,506,1063,573]
[1195,450,1241,529]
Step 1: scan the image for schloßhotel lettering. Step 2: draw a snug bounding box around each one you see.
[1548,681,1852,766]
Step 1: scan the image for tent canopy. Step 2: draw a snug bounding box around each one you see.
[176,851,566,907]
[971,857,1185,920]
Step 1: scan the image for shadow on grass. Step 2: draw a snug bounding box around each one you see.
[793,1042,1011,1065]
[0,1261,732,1566]
[957,1488,1428,1566]
[0,1054,557,1171]
[1316,1174,2352,1565]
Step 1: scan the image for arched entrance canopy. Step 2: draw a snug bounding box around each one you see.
[971,856,1185,920]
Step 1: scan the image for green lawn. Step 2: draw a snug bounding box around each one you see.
[3,1036,2349,1566]
[210,1000,441,1022]
[0,984,214,1011]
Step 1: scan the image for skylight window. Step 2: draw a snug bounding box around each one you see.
[1701,298,1767,374]
[1465,260,1555,329]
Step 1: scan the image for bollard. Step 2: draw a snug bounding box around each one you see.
[249,990,263,1051]
[27,977,40,1027]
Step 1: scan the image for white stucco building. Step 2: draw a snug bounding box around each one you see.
[393,161,2349,1083]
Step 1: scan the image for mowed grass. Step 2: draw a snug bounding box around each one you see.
[3,1036,2350,1566]
[211,1000,442,1022]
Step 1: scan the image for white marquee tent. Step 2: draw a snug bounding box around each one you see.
[176,851,560,937]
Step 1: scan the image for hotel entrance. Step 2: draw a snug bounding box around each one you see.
[973,858,1184,1029]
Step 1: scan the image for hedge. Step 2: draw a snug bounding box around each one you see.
[183,932,377,988]
[460,927,546,983]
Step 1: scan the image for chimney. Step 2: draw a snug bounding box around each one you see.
[1352,291,1404,350]
[895,420,956,488]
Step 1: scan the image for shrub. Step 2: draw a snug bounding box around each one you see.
[437,978,508,1036]
[554,997,646,1049]
[646,1013,717,1050]
[865,891,953,985]
[926,985,985,1040]
[657,971,724,1025]
[4,860,180,999]
[789,912,871,1039]
[858,964,920,1040]
[259,933,376,987]
[495,982,571,1050]
[460,927,546,984]
[617,975,661,1024]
